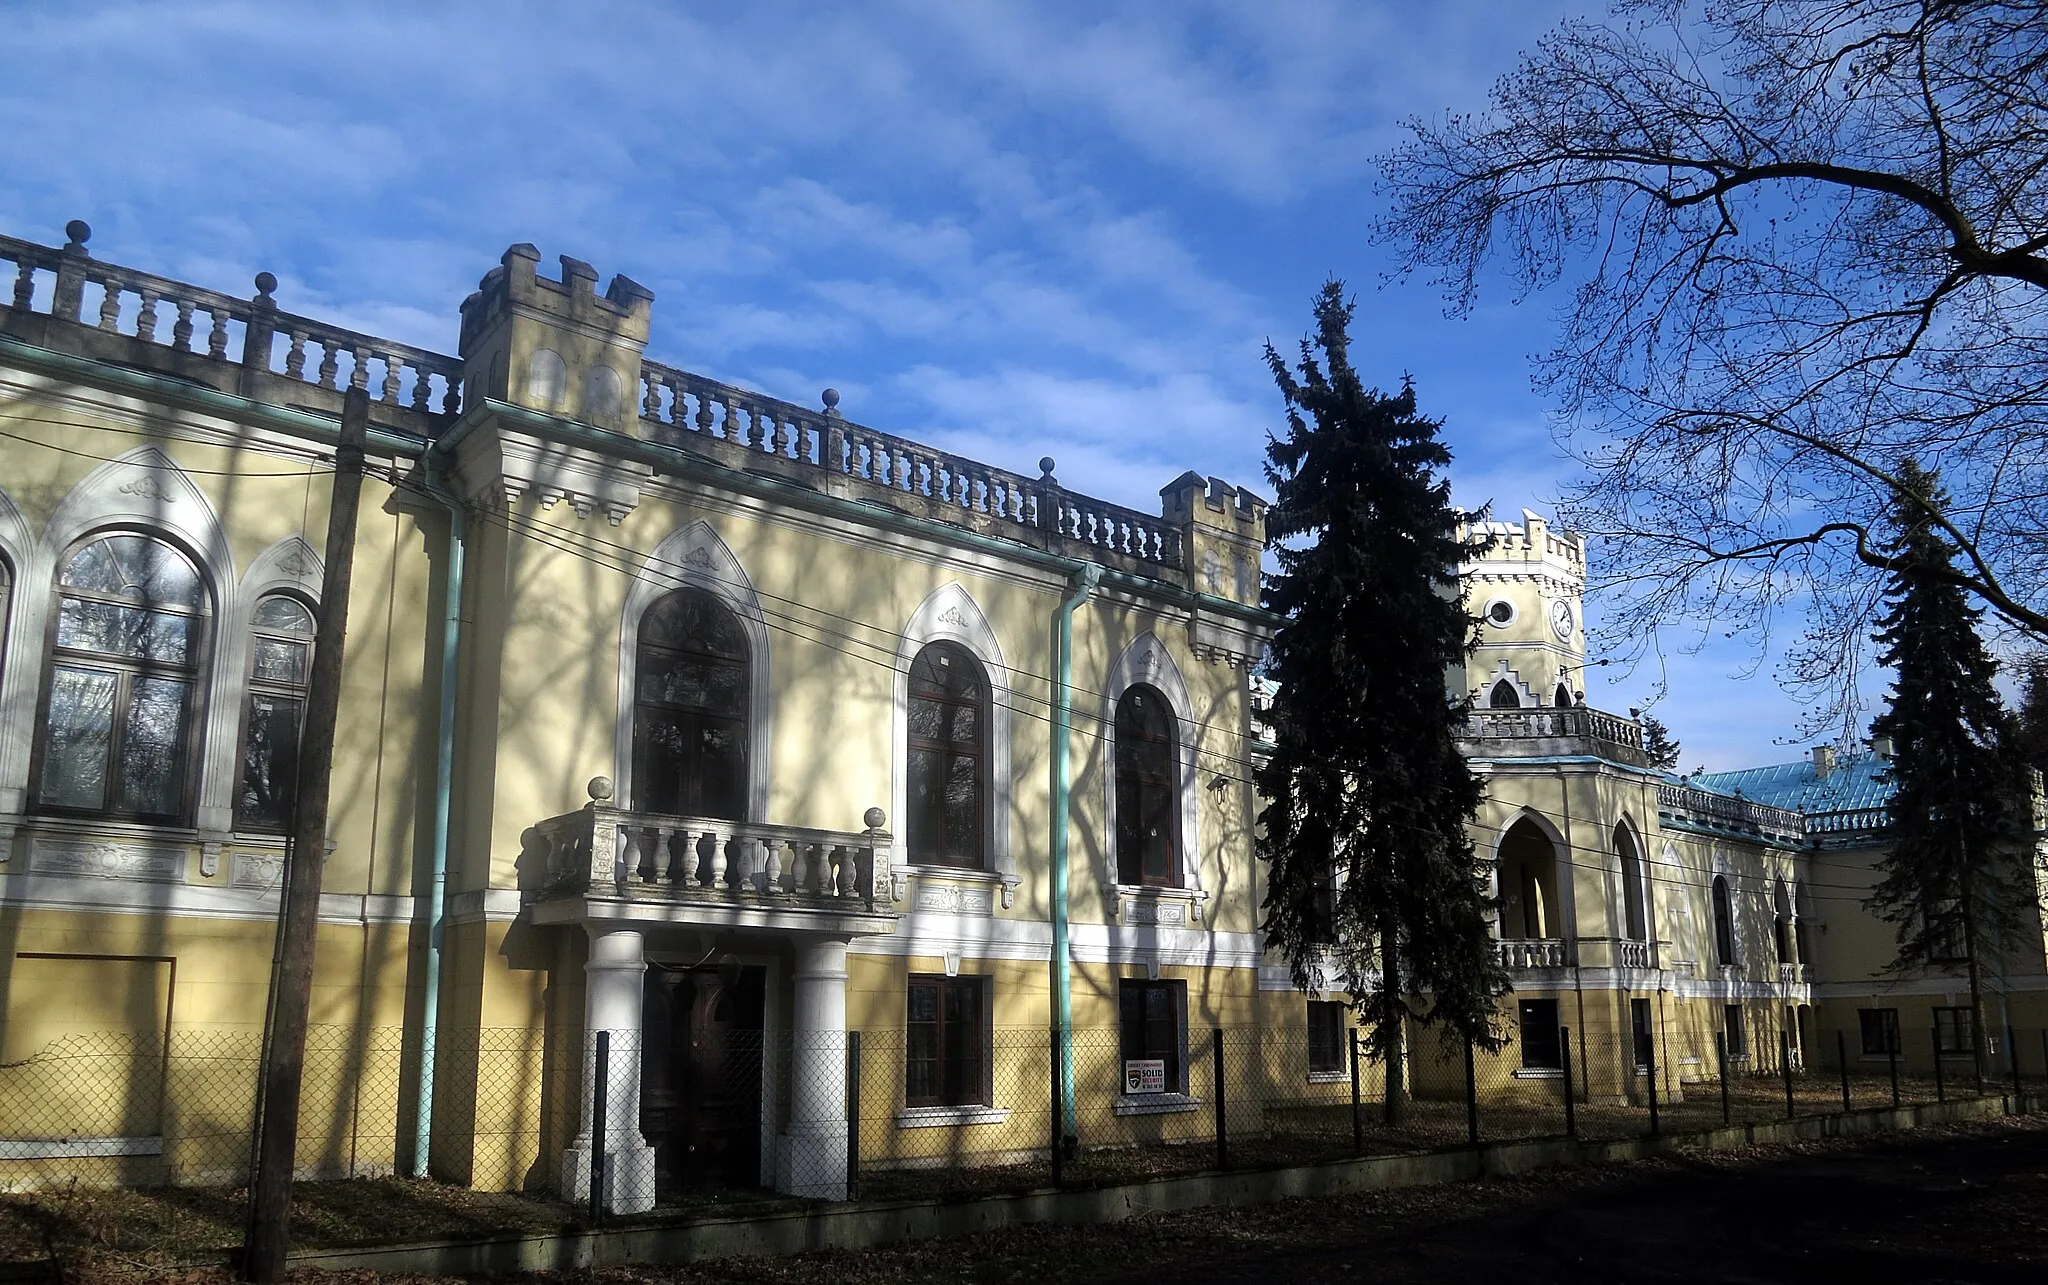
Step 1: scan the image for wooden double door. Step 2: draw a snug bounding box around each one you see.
[641,964,765,1189]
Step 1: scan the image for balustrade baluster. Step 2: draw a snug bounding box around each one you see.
[207,311,229,360]
[349,345,370,392]
[285,333,308,381]
[97,279,122,331]
[317,344,338,390]
[9,260,31,310]
[633,828,658,883]
[693,384,716,433]
[135,289,158,343]
[709,830,731,888]
[788,841,811,894]
[380,352,401,402]
[411,365,432,412]
[171,300,194,352]
[641,372,659,422]
[760,838,782,893]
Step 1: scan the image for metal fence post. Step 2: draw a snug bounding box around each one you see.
[1349,1029,1363,1155]
[1463,1035,1479,1147]
[846,1031,861,1201]
[1716,1032,1730,1126]
[1781,1028,1795,1119]
[1213,1028,1228,1171]
[1932,1026,1945,1103]
[1645,1038,1661,1137]
[1049,1027,1064,1187]
[1887,1029,1900,1107]
[1560,1027,1576,1138]
[589,1030,609,1225]
[1837,1031,1851,1113]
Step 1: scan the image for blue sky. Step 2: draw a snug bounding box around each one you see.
[0,0,1832,771]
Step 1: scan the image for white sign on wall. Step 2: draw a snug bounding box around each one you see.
[1123,1058,1166,1094]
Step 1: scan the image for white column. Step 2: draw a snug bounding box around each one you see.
[775,936,849,1199]
[562,926,658,1214]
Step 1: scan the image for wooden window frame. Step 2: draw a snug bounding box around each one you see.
[233,594,316,833]
[1113,683,1181,888]
[906,641,989,870]
[1859,1007,1900,1056]
[631,588,751,820]
[1117,978,1188,1095]
[31,532,211,826]
[1307,1000,1347,1076]
[905,974,989,1108]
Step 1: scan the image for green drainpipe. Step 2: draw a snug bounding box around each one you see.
[412,457,466,1177]
[1051,562,1101,1143]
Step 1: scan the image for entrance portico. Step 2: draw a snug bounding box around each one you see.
[529,790,895,1210]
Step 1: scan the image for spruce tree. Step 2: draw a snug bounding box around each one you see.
[1867,459,2025,1082]
[2014,655,2048,780]
[1256,281,1508,1123]
[1639,715,1683,772]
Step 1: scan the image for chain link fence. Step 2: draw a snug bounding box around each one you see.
[2,1017,2042,1210]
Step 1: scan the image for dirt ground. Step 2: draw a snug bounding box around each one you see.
[33,1116,2048,1283]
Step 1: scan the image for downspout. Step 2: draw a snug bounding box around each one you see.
[1050,562,1101,1145]
[411,455,467,1177]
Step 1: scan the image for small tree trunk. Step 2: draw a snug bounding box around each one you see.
[1380,926,1407,1125]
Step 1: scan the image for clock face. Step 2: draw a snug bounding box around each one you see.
[1550,599,1574,641]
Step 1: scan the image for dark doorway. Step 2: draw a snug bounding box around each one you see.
[642,963,765,1190]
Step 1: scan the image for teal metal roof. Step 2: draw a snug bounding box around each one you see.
[1693,752,1893,834]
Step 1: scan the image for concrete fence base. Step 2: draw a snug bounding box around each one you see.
[285,1094,2037,1277]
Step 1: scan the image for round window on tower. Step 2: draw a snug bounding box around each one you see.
[1483,598,1516,628]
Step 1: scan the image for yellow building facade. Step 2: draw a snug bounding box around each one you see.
[1,221,2042,1209]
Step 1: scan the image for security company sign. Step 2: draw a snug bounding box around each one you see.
[1124,1058,1166,1094]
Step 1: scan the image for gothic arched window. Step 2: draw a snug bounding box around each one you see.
[633,589,750,819]
[1712,875,1738,966]
[1115,684,1180,887]
[1489,679,1521,708]
[1617,825,1648,942]
[36,533,210,822]
[907,641,987,868]
[237,595,315,831]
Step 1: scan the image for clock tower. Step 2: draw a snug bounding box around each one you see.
[1457,508,1588,709]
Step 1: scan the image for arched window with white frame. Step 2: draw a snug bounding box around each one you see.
[236,595,316,832]
[1712,874,1738,967]
[906,641,989,869]
[632,587,751,820]
[1115,683,1180,887]
[36,533,211,823]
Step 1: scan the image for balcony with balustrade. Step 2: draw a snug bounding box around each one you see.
[1492,937,1570,971]
[526,777,897,940]
[1461,704,1648,767]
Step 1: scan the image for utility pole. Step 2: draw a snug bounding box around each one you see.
[243,388,369,1283]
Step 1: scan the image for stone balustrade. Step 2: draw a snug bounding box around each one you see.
[637,358,1183,573]
[1616,938,1654,970]
[1657,781,1806,843]
[1493,937,1569,969]
[2,224,461,421]
[536,787,890,910]
[1463,705,1646,765]
[1779,961,1812,987]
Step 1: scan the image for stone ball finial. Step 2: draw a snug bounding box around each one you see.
[863,806,886,830]
[587,775,615,802]
[253,271,278,299]
[821,387,840,410]
[1039,456,1057,479]
[63,220,91,250]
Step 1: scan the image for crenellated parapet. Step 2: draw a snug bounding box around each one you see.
[457,243,654,434]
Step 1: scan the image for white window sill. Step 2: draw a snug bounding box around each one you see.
[0,1135,163,1160]
[1306,1069,1347,1084]
[1113,1092,1202,1116]
[1512,1067,1563,1079]
[893,1105,1010,1129]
